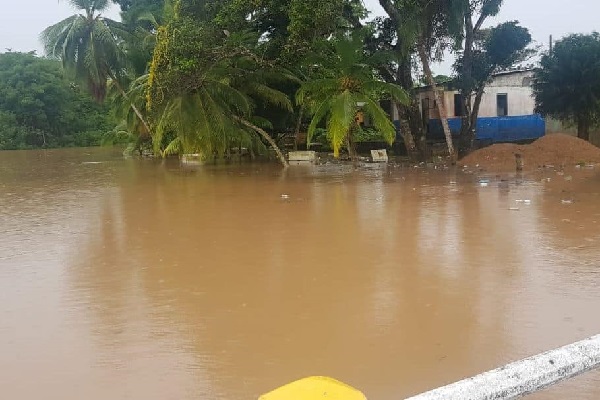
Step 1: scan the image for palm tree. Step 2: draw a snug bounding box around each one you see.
[296,32,409,159]
[41,0,151,134]
[147,24,296,167]
[150,54,292,167]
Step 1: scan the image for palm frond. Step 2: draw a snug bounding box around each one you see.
[91,0,110,13]
[362,80,410,105]
[204,79,252,117]
[327,90,357,157]
[247,82,292,112]
[306,99,331,145]
[163,137,182,156]
[68,0,92,12]
[40,15,79,57]
[296,78,339,105]
[358,96,397,145]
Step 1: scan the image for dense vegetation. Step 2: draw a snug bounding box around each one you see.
[534,33,600,141]
[20,0,600,161]
[0,52,114,150]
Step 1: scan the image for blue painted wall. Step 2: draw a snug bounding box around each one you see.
[424,114,546,143]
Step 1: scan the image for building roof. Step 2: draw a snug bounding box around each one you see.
[491,69,534,77]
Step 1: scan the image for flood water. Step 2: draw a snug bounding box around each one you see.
[1,147,600,400]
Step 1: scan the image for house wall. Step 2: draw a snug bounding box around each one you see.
[477,86,535,117]
[413,71,545,143]
[414,71,537,120]
[415,90,455,121]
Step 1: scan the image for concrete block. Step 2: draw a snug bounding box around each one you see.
[371,149,389,163]
[288,151,317,163]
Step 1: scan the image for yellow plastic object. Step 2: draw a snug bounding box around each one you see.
[259,376,367,400]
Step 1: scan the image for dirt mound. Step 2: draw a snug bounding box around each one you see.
[460,133,600,171]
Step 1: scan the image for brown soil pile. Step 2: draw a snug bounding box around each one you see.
[460,133,600,171]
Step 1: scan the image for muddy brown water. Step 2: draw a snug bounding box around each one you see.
[1,148,600,400]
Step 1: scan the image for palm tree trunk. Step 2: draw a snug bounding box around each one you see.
[237,118,289,168]
[110,76,152,137]
[418,41,455,161]
[467,86,486,152]
[577,116,591,141]
[294,106,304,151]
[346,132,358,162]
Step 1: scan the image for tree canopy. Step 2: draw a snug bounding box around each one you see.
[297,32,408,158]
[534,33,600,141]
[29,0,544,161]
[0,52,114,150]
[41,0,129,102]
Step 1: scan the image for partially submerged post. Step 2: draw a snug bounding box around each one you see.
[515,153,524,171]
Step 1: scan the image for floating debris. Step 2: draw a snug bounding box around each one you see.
[508,207,520,211]
[515,200,532,205]
[561,199,573,205]
[280,194,290,199]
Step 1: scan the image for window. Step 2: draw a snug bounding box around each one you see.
[454,94,464,117]
[421,98,430,125]
[497,94,508,116]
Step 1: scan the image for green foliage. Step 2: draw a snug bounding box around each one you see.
[533,33,600,140]
[354,127,386,142]
[41,0,129,102]
[297,32,408,157]
[214,0,365,63]
[147,0,296,160]
[113,0,166,23]
[0,52,114,150]
[455,21,531,93]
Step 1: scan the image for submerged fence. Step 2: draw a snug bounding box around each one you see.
[406,334,600,400]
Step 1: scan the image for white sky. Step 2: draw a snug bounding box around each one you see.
[1,0,598,74]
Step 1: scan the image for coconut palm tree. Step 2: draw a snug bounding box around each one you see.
[151,54,293,167]
[147,25,296,167]
[296,32,409,159]
[41,0,151,134]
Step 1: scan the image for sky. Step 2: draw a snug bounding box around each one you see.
[1,0,598,74]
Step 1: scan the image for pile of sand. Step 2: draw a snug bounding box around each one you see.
[460,133,600,171]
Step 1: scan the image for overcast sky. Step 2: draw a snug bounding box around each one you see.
[1,0,598,74]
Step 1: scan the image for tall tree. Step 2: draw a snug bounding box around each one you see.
[297,32,409,159]
[0,52,113,149]
[215,0,367,149]
[41,0,151,134]
[452,0,503,151]
[147,1,294,166]
[533,33,600,142]
[395,0,457,160]
[374,1,427,159]
[454,20,532,150]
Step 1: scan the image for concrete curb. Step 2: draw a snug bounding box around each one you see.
[406,334,600,400]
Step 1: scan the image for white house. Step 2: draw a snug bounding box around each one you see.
[413,70,535,120]
[394,70,544,143]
